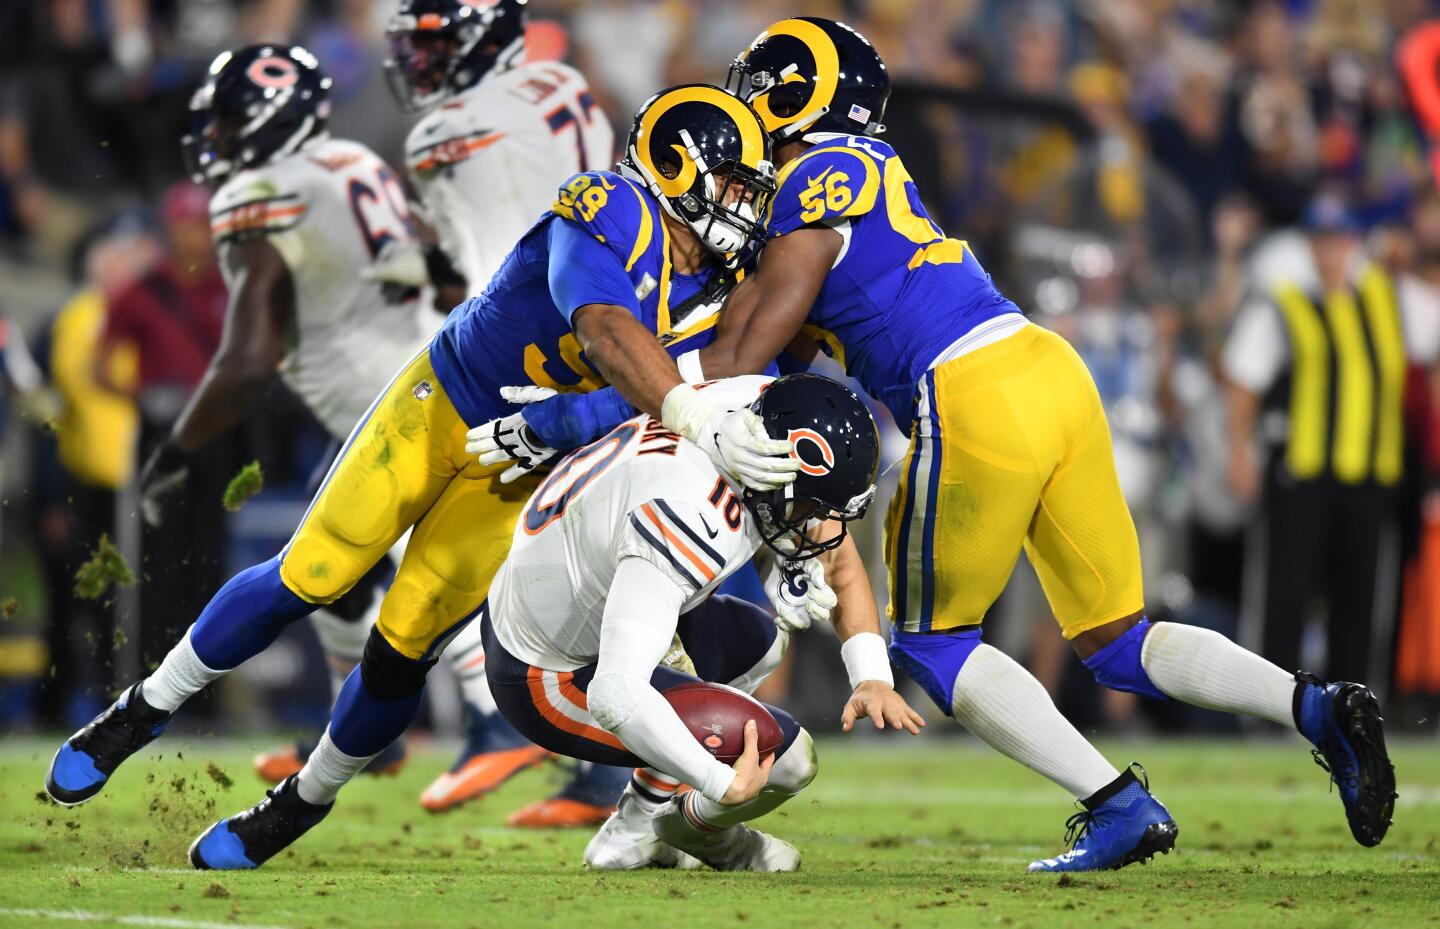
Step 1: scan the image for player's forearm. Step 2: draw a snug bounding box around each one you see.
[824,533,881,643]
[590,558,736,800]
[523,386,637,451]
[824,533,894,688]
[573,303,682,416]
[170,358,275,453]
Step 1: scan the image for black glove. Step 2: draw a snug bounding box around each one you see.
[138,441,190,528]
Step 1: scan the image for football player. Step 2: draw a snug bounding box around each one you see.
[476,19,1397,870]
[138,44,431,779]
[45,85,802,870]
[226,0,623,823]
[484,373,921,871]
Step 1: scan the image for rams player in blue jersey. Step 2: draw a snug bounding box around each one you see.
[479,18,1396,872]
[44,85,808,869]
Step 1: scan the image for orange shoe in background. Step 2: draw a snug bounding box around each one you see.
[255,738,407,784]
[507,797,616,828]
[420,745,553,812]
[253,744,305,784]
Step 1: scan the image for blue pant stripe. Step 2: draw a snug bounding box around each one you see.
[919,371,944,632]
[894,424,924,629]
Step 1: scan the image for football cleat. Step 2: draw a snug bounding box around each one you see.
[420,745,552,812]
[190,775,331,870]
[652,793,800,872]
[1028,766,1177,873]
[1294,672,1397,847]
[46,684,170,806]
[583,784,696,870]
[254,737,407,784]
[509,797,614,829]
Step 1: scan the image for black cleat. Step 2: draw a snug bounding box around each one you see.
[1295,673,1397,847]
[45,684,170,806]
[190,775,332,870]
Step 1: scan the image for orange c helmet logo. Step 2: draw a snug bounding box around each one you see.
[788,428,834,476]
[246,55,300,90]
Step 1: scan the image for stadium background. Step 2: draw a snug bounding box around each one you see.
[2,0,1440,749]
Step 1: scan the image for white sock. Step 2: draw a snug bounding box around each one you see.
[295,730,372,805]
[1140,621,1296,728]
[446,620,497,713]
[686,729,817,829]
[630,768,681,806]
[951,644,1119,800]
[309,608,370,703]
[140,630,225,713]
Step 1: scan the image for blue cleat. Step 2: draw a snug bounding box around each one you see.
[190,775,332,870]
[1028,766,1177,873]
[45,684,170,806]
[1293,672,1396,847]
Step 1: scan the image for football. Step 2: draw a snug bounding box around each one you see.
[663,681,785,765]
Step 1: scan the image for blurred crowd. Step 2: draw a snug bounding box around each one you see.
[4,0,1440,736]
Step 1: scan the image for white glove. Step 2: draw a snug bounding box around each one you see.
[361,239,429,288]
[763,556,837,634]
[466,386,560,483]
[661,384,799,492]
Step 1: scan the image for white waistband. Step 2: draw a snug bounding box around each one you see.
[927,313,1029,370]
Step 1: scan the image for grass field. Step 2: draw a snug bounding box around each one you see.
[1,735,1437,929]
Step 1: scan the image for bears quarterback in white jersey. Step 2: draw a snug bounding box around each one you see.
[383,0,622,819]
[483,373,923,870]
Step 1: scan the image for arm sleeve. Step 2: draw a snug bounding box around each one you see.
[587,557,737,802]
[546,217,641,324]
[521,384,637,450]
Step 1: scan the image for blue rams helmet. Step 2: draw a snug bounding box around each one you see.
[725,17,890,145]
[181,45,331,185]
[621,84,776,267]
[384,0,527,113]
[746,374,880,560]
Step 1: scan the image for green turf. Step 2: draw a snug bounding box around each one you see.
[1,736,1436,929]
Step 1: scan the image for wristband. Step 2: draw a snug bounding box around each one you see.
[676,349,705,384]
[660,383,720,444]
[840,632,893,689]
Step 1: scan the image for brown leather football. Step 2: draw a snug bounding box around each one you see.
[663,681,784,765]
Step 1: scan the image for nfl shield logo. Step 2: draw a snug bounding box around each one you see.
[413,380,434,400]
[848,103,872,124]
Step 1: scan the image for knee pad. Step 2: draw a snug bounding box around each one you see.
[324,553,397,622]
[1081,617,1168,701]
[280,534,368,604]
[770,727,817,794]
[360,626,436,700]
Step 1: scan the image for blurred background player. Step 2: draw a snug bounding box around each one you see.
[124,43,431,777]
[377,0,628,824]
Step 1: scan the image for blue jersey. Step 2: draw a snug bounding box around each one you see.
[765,134,1020,424]
[430,170,726,426]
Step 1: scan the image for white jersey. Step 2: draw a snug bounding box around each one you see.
[405,60,615,293]
[209,136,429,439]
[491,377,773,671]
